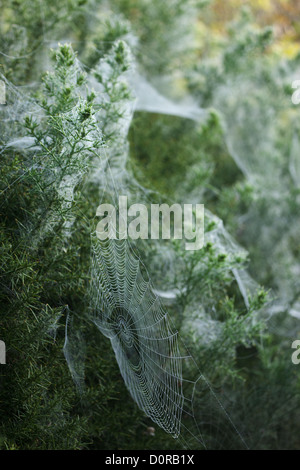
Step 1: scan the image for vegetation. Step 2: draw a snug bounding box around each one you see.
[1,0,300,450]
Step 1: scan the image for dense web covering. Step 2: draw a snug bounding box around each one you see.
[1,26,268,448]
[131,72,208,123]
[210,48,300,331]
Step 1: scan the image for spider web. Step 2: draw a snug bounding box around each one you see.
[90,230,185,437]
[1,38,252,449]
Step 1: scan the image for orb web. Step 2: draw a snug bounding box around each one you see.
[90,231,185,437]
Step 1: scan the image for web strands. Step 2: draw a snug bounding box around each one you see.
[89,157,185,440]
[90,227,185,437]
[212,66,291,186]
